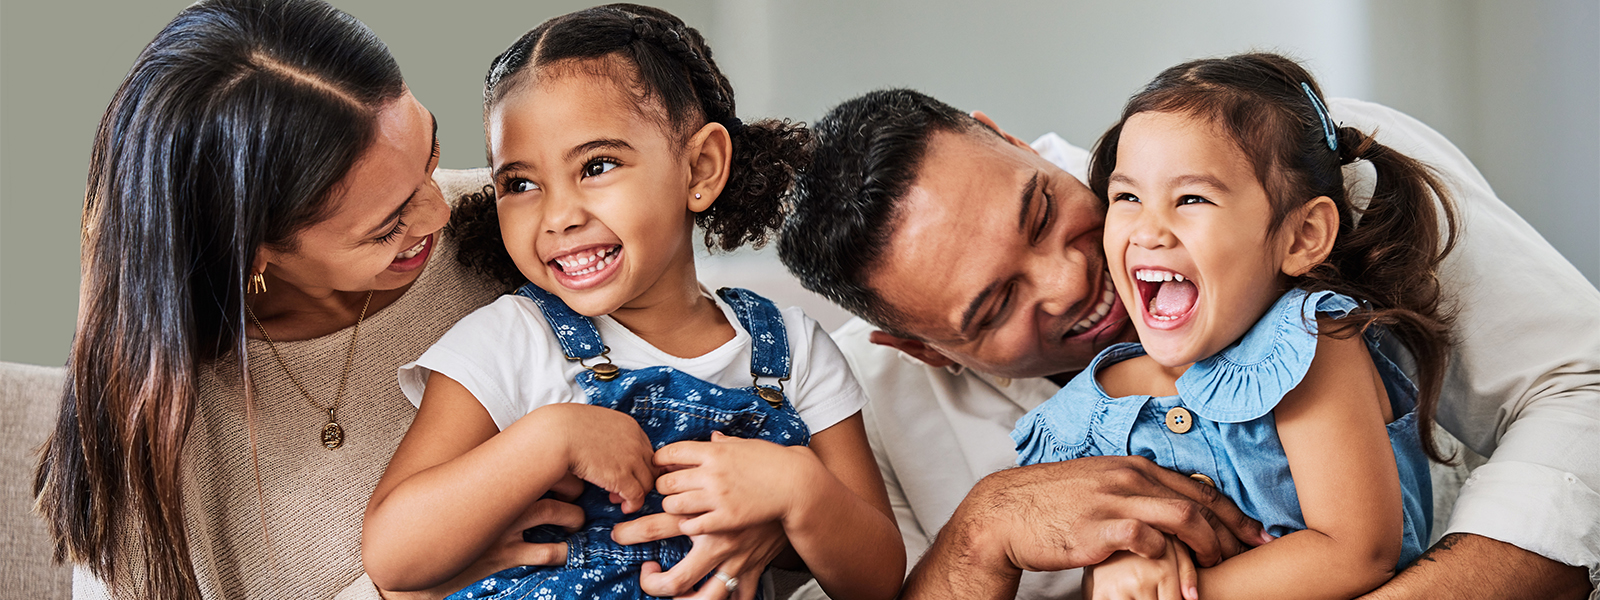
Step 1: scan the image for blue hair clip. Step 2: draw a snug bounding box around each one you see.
[1301,82,1337,152]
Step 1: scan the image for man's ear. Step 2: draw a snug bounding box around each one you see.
[685,122,733,213]
[868,330,958,368]
[971,111,1039,156]
[1280,196,1339,277]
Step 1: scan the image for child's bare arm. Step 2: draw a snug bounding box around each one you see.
[362,371,656,592]
[1196,332,1403,599]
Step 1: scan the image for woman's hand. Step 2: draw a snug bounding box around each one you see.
[537,403,658,513]
[379,475,587,600]
[653,432,827,533]
[1082,535,1198,600]
[612,514,788,600]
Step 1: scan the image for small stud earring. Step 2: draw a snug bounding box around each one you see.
[695,193,702,199]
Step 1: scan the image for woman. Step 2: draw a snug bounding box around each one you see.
[31,1,546,597]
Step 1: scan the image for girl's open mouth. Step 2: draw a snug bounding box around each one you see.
[1134,267,1198,330]
[548,244,621,290]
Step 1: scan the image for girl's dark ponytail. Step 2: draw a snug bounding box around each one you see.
[700,118,811,250]
[1307,124,1458,462]
[625,11,810,251]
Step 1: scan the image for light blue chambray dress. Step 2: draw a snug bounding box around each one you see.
[445,284,809,600]
[1012,289,1431,567]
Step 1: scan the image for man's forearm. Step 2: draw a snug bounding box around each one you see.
[900,504,1024,600]
[1362,533,1591,600]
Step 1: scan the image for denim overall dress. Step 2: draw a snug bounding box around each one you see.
[446,284,811,600]
[1012,289,1432,567]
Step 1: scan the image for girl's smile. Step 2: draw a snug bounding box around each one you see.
[545,243,623,290]
[1103,111,1293,368]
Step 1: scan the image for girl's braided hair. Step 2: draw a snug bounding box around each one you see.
[453,4,809,289]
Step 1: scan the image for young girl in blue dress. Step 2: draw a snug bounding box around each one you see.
[362,5,902,600]
[1012,53,1458,600]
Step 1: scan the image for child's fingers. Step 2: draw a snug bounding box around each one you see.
[510,498,585,533]
[653,439,712,468]
[1175,541,1198,600]
[639,545,717,597]
[661,490,716,516]
[611,513,687,545]
[502,541,569,567]
[655,466,706,496]
[550,472,585,501]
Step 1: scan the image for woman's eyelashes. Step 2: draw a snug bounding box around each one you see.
[374,201,412,244]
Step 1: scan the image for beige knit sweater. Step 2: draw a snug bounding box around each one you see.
[74,169,505,600]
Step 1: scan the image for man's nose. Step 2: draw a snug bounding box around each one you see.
[1033,252,1087,318]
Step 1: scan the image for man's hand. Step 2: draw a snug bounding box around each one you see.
[1360,533,1592,600]
[901,456,1268,600]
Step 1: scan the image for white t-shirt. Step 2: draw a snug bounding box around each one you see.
[399,286,867,437]
[830,99,1600,599]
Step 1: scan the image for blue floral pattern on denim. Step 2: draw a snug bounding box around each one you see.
[445,284,810,600]
[1012,289,1432,567]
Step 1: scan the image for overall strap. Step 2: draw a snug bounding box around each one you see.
[716,287,792,379]
[515,282,605,360]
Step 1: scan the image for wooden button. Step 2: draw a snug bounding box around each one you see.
[1190,473,1215,487]
[1164,407,1193,434]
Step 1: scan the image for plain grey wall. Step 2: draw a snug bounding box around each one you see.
[3,0,1596,366]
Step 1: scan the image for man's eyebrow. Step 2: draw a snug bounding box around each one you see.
[1017,172,1039,230]
[959,280,1002,336]
[565,139,633,162]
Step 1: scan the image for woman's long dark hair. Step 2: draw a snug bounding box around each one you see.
[32,0,404,597]
[1088,53,1459,462]
[451,4,810,289]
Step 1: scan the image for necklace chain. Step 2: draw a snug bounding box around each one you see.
[245,290,373,448]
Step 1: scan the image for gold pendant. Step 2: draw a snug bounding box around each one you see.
[321,408,344,450]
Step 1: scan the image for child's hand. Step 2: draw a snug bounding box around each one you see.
[1083,534,1198,600]
[533,403,657,513]
[652,432,827,533]
[612,515,786,600]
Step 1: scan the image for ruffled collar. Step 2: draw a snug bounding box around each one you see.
[1169,289,1360,422]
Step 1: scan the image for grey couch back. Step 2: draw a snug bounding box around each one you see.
[1,361,72,598]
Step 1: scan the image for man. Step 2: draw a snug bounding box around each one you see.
[778,88,1599,598]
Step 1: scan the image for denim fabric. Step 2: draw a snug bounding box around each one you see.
[446,284,810,600]
[1013,289,1432,568]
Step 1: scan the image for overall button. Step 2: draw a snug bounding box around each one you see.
[1164,407,1193,434]
[1189,473,1215,487]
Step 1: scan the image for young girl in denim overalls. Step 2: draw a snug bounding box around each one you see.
[1011,54,1458,600]
[362,6,903,600]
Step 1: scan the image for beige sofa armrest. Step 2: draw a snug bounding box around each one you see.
[1,361,72,597]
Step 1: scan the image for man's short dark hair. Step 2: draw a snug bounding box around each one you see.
[778,88,981,335]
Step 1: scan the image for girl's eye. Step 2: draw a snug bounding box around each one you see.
[1112,192,1140,203]
[582,159,619,179]
[508,179,539,193]
[1179,195,1212,206]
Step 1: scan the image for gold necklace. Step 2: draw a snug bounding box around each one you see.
[245,290,373,450]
